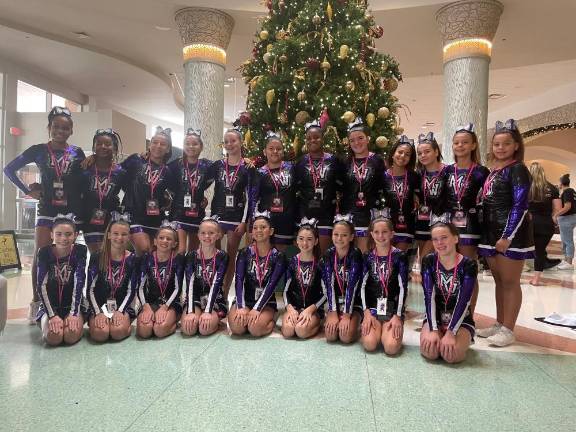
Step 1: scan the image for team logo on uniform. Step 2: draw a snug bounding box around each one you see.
[373,260,388,276]
[250,259,270,280]
[306,161,327,179]
[424,176,442,197]
[448,173,468,193]
[197,263,215,283]
[92,176,114,195]
[438,271,459,295]
[337,263,349,284]
[109,265,124,284]
[49,155,72,174]
[299,265,313,287]
[54,263,72,285]
[269,169,291,187]
[145,165,163,185]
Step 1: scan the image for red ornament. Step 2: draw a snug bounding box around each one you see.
[263,123,273,132]
[306,58,320,71]
[370,25,384,39]
[239,111,252,126]
[319,107,330,130]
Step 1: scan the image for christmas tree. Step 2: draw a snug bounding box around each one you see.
[238,0,403,161]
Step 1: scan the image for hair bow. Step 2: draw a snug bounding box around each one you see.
[370,207,391,221]
[110,211,131,223]
[495,119,518,132]
[304,118,322,133]
[202,214,221,224]
[429,212,452,227]
[155,126,172,137]
[54,213,76,222]
[347,117,365,133]
[186,128,202,137]
[49,106,71,118]
[455,123,475,133]
[418,132,435,144]
[253,210,271,220]
[398,135,415,146]
[333,213,354,224]
[266,130,281,141]
[160,220,179,231]
[298,217,318,228]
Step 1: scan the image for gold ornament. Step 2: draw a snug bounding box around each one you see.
[366,113,376,127]
[294,70,306,81]
[341,111,356,123]
[278,112,289,124]
[279,54,288,63]
[365,13,374,21]
[244,128,253,146]
[327,2,333,21]
[266,44,274,53]
[295,110,310,125]
[276,29,287,40]
[321,56,331,71]
[355,24,363,33]
[377,107,390,119]
[266,89,275,107]
[312,14,321,25]
[297,91,306,101]
[263,52,273,64]
[345,81,355,92]
[292,135,302,155]
[376,136,389,148]
[385,78,399,92]
[356,60,366,72]
[338,45,349,59]
[260,30,269,40]
[395,126,404,135]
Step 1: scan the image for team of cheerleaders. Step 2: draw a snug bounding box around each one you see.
[4,107,533,362]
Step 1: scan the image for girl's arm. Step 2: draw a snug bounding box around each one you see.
[86,254,101,314]
[393,252,409,317]
[234,249,248,308]
[247,168,260,222]
[254,252,287,311]
[137,255,149,306]
[165,255,183,308]
[359,255,370,310]
[283,258,294,307]
[36,248,56,318]
[205,252,229,313]
[320,254,336,312]
[557,189,574,216]
[344,250,363,314]
[184,256,196,314]
[3,145,40,195]
[502,164,531,240]
[447,259,477,334]
[421,255,438,331]
[118,255,137,313]
[71,246,87,316]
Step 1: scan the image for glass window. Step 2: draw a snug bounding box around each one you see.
[51,94,81,112]
[17,80,47,112]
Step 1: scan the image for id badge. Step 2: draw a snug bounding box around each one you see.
[200,295,208,310]
[356,192,366,207]
[53,181,64,189]
[146,199,160,216]
[185,203,198,218]
[314,188,324,201]
[452,211,467,228]
[89,208,107,226]
[107,299,118,314]
[225,194,235,208]
[417,206,430,221]
[441,311,452,325]
[255,287,264,300]
[338,296,345,306]
[52,187,67,206]
[396,214,407,230]
[376,297,388,316]
[183,194,192,208]
[271,197,284,213]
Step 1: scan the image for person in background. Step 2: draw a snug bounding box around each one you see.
[555,173,576,270]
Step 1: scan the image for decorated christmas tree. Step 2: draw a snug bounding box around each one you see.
[238,0,403,161]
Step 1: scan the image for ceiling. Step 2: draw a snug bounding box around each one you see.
[0,0,574,138]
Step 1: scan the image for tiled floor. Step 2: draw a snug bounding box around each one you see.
[2,238,576,431]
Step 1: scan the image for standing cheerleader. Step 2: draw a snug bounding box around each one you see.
[360,209,409,354]
[122,127,175,256]
[3,107,85,323]
[169,129,214,254]
[80,129,127,253]
[208,127,254,295]
[383,135,420,251]
[477,120,534,347]
[136,221,184,339]
[229,211,286,337]
[252,131,297,251]
[444,124,489,311]
[415,132,446,260]
[282,217,327,339]
[86,213,137,342]
[36,214,86,346]
[181,216,229,337]
[322,214,364,343]
[341,118,385,252]
[295,119,344,253]
[420,217,476,363]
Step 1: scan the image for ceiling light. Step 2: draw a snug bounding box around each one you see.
[488,93,506,100]
[72,31,91,39]
[183,44,226,65]
[155,26,172,31]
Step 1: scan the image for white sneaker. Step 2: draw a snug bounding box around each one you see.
[556,262,574,270]
[476,322,502,338]
[487,327,515,347]
[28,301,40,325]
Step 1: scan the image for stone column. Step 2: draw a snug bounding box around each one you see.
[174,8,235,161]
[436,0,503,162]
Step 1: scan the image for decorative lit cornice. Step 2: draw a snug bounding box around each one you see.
[183,44,227,65]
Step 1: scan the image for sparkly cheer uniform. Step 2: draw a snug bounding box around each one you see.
[294,153,344,236]
[85,251,138,319]
[283,255,327,317]
[36,244,87,320]
[478,161,534,260]
[421,253,476,336]
[137,252,184,314]
[183,249,229,316]
[414,167,447,241]
[382,170,421,244]
[234,246,286,311]
[360,248,409,321]
[4,143,86,226]
[320,246,363,315]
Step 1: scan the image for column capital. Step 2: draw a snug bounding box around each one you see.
[175,8,235,65]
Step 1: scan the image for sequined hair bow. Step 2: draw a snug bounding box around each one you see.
[370,207,391,221]
[495,119,518,132]
[160,220,179,231]
[186,128,202,137]
[202,214,221,224]
[455,123,475,133]
[155,126,172,137]
[253,210,271,220]
[54,213,76,222]
[304,119,322,133]
[333,213,354,224]
[429,212,452,227]
[398,135,415,146]
[110,211,131,223]
[418,132,435,144]
[266,130,281,141]
[298,217,318,228]
[347,116,365,133]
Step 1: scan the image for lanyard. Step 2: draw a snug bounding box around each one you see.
[388,169,408,211]
[54,246,73,305]
[352,156,369,191]
[95,165,113,209]
[421,165,444,206]
[308,155,325,189]
[297,255,315,306]
[453,163,476,206]
[436,254,459,311]
[225,158,242,190]
[374,248,393,298]
[333,252,347,298]
[482,160,516,200]
[199,249,217,287]
[107,253,127,299]
[184,159,199,199]
[153,252,174,299]
[147,159,165,199]
[47,143,70,182]
[252,244,272,289]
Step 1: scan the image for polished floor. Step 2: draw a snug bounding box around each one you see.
[2,238,576,431]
